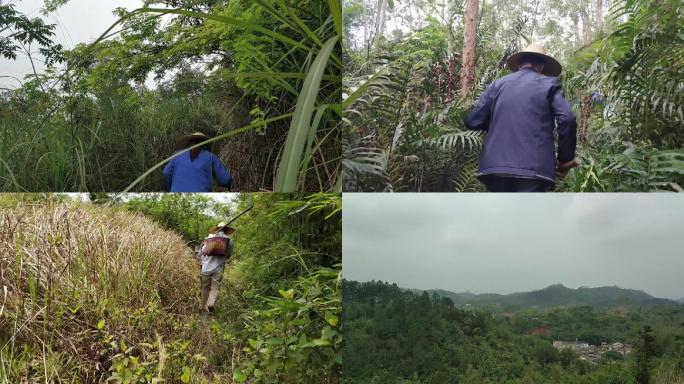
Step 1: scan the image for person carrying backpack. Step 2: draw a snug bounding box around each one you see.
[197,221,235,314]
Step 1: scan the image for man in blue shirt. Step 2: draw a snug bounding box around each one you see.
[163,132,233,192]
[465,44,578,192]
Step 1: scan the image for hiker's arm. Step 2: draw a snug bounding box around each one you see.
[464,83,496,131]
[197,241,209,257]
[551,83,577,163]
[212,154,233,190]
[162,157,176,191]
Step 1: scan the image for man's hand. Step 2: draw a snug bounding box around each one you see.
[556,159,579,179]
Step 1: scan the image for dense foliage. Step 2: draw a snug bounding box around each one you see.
[0,0,341,192]
[0,193,341,383]
[343,0,684,192]
[343,280,684,383]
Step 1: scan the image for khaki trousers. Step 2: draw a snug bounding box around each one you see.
[200,266,224,309]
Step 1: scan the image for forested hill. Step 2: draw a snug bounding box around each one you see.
[408,283,678,310]
[343,280,684,383]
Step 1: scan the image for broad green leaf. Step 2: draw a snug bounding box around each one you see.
[275,36,339,192]
[180,366,191,383]
[279,288,295,300]
[324,312,339,327]
[233,370,248,383]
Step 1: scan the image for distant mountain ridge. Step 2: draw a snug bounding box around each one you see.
[409,284,678,310]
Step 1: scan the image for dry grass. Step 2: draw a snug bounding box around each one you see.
[0,200,201,382]
[0,200,197,313]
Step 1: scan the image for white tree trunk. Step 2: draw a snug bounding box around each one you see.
[445,0,453,55]
[372,0,388,54]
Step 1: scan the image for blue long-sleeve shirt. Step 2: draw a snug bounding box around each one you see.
[162,150,233,192]
[465,67,577,183]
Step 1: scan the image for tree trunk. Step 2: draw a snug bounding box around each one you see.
[372,0,388,55]
[580,10,590,45]
[579,94,592,141]
[531,0,541,38]
[445,0,453,55]
[460,0,479,97]
[596,0,604,33]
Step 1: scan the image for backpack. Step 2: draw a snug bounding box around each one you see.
[204,237,231,257]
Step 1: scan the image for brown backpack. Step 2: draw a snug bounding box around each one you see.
[204,237,230,257]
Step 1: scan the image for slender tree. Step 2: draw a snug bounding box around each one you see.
[460,0,479,96]
[372,0,389,55]
[635,325,656,384]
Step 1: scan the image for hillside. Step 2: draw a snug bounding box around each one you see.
[413,284,677,310]
[344,280,684,384]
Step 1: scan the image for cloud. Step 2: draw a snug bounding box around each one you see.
[343,194,684,299]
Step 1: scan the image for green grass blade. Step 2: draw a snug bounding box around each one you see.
[257,0,323,47]
[328,0,342,38]
[275,36,339,192]
[299,104,330,187]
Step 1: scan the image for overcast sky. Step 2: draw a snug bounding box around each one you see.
[0,0,143,89]
[343,194,684,300]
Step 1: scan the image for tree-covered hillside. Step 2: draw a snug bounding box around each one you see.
[410,284,678,311]
[343,280,684,384]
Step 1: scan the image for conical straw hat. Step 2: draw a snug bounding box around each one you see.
[211,221,236,235]
[506,43,562,77]
[176,132,210,149]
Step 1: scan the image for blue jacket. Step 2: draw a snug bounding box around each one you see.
[465,67,577,183]
[162,150,233,192]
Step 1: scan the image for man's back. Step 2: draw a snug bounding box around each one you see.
[465,67,576,183]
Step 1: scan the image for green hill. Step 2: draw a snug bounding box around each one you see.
[414,284,677,310]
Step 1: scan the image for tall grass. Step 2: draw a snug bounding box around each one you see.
[0,199,201,382]
[103,2,343,193]
[0,0,342,193]
[0,87,231,192]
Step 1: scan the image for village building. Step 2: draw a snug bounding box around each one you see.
[552,340,632,364]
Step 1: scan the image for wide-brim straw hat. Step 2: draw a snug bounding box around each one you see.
[176,132,210,149]
[211,221,236,235]
[506,43,562,77]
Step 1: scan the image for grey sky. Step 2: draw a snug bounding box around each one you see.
[343,194,684,300]
[0,0,143,89]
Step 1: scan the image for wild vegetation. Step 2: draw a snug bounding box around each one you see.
[342,0,684,191]
[0,193,341,383]
[343,280,684,383]
[0,0,341,192]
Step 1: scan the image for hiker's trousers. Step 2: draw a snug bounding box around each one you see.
[479,174,553,192]
[200,265,224,309]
